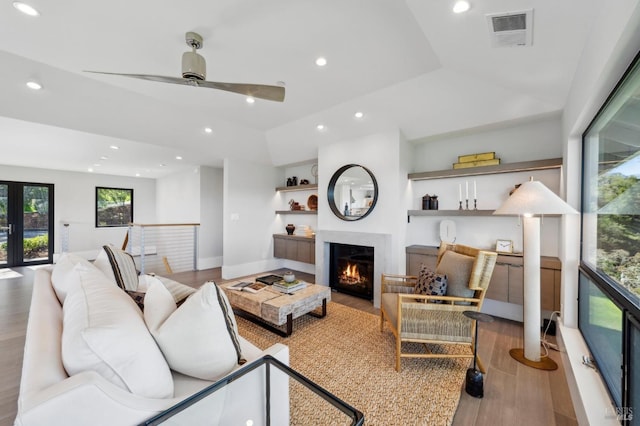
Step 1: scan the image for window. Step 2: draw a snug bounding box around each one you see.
[95,187,133,228]
[581,49,640,422]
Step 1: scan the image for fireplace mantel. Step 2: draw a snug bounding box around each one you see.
[315,230,392,308]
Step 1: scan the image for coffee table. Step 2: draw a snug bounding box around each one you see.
[221,280,331,336]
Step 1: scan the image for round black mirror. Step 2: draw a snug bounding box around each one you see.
[327,164,378,221]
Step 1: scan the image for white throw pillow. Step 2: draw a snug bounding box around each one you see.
[144,278,245,381]
[61,263,174,398]
[51,253,105,303]
[93,245,139,291]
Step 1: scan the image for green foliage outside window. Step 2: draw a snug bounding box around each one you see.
[96,187,133,227]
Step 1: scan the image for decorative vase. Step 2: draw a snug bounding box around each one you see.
[285,224,295,235]
[429,195,439,210]
[283,271,296,283]
[422,194,431,210]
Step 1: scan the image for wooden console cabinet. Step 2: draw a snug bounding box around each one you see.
[405,245,561,311]
[273,234,315,264]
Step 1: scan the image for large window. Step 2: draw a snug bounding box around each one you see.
[582,50,640,424]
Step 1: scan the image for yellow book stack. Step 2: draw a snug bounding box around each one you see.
[453,152,500,169]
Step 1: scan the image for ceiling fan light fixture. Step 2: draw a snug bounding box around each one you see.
[13,2,39,16]
[453,1,470,13]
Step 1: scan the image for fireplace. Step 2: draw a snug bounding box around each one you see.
[329,243,374,300]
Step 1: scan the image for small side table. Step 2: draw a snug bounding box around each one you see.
[463,310,494,398]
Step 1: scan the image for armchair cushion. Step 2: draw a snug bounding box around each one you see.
[436,250,475,303]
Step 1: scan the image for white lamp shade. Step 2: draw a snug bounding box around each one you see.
[493,180,578,216]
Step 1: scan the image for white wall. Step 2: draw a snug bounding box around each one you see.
[408,116,563,256]
[0,164,155,258]
[317,129,409,274]
[156,166,224,270]
[222,158,281,278]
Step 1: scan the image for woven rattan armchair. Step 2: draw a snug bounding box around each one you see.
[380,244,498,372]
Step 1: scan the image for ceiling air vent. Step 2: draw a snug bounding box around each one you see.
[486,9,533,47]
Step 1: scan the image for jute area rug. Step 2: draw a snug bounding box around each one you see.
[235,301,469,426]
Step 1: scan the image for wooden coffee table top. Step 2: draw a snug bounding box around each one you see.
[221,281,331,326]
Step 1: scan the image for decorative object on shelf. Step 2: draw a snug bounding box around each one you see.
[300,179,310,185]
[422,194,431,210]
[307,194,318,210]
[286,176,298,186]
[285,224,295,235]
[283,271,296,283]
[429,195,439,210]
[453,152,500,169]
[305,225,314,237]
[327,164,378,221]
[289,199,303,210]
[311,164,318,184]
[439,220,456,243]
[458,180,477,210]
[463,310,494,398]
[495,239,513,253]
[494,177,578,371]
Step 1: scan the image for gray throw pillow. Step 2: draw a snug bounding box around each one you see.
[436,250,475,304]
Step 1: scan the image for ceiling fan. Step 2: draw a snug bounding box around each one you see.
[85,32,285,102]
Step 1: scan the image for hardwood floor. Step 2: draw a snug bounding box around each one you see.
[0,266,577,426]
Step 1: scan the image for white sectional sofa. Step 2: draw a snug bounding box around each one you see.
[15,260,289,426]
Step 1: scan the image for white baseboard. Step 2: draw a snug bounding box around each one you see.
[197,256,223,270]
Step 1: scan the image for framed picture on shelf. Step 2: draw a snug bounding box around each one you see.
[495,239,513,253]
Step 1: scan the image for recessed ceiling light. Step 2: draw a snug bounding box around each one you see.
[100,156,108,160]
[316,124,325,131]
[87,168,94,172]
[176,156,183,160]
[26,81,42,90]
[110,145,119,150]
[159,163,166,167]
[246,96,255,104]
[93,163,101,167]
[354,111,364,119]
[453,1,470,13]
[13,2,39,16]
[204,127,213,134]
[315,57,327,67]
[135,173,141,177]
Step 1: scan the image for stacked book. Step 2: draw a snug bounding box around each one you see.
[272,280,307,294]
[453,152,501,169]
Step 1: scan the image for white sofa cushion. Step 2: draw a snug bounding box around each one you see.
[93,245,139,291]
[144,278,245,381]
[51,253,104,303]
[61,263,174,398]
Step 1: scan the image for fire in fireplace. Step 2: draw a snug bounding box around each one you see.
[329,243,374,300]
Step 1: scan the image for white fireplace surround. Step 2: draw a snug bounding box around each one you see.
[315,230,392,308]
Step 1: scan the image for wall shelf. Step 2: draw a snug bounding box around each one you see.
[408,158,562,181]
[275,184,318,192]
[275,210,317,215]
[408,209,495,216]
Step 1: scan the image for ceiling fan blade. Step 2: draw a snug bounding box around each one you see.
[85,71,285,102]
[196,81,285,102]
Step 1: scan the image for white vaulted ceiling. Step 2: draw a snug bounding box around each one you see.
[0,0,604,177]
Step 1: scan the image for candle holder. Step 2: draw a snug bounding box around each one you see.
[465,199,469,210]
[459,201,463,210]
[474,199,477,210]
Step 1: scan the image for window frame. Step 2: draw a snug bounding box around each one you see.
[95,186,134,228]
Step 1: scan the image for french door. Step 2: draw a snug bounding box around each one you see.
[0,181,54,267]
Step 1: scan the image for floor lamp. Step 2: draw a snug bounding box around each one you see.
[493,178,578,370]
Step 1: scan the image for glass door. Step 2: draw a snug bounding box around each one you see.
[0,181,53,267]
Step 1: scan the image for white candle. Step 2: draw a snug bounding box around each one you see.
[474,180,477,199]
[465,181,469,200]
[459,184,462,202]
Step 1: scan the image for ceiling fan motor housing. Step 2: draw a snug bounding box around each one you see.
[182,51,206,80]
